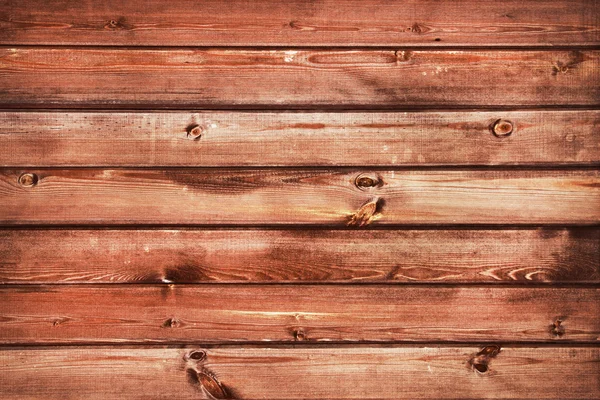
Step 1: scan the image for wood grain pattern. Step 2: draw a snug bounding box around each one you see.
[0,346,598,399]
[1,0,599,46]
[1,228,598,284]
[1,285,598,344]
[1,110,598,167]
[1,169,598,225]
[1,49,598,109]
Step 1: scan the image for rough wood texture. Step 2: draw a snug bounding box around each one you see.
[1,228,598,284]
[0,346,598,399]
[1,0,599,46]
[1,169,598,225]
[1,110,598,167]
[1,49,598,109]
[0,285,598,344]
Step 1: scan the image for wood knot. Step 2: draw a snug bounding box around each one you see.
[491,119,514,137]
[552,63,570,75]
[395,50,413,63]
[469,345,501,374]
[347,197,382,227]
[550,318,565,337]
[163,317,181,328]
[354,173,381,190]
[104,18,129,30]
[293,329,306,341]
[187,124,204,140]
[18,172,38,187]
[187,350,207,362]
[407,23,422,33]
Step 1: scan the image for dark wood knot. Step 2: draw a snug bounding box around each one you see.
[293,329,306,341]
[187,124,204,140]
[18,173,38,187]
[162,317,181,328]
[550,318,565,337]
[470,345,501,374]
[491,119,514,137]
[187,350,207,362]
[354,173,382,190]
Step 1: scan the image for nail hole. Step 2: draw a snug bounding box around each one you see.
[473,363,488,373]
[18,173,38,187]
[434,38,441,41]
[187,124,204,140]
[491,119,514,137]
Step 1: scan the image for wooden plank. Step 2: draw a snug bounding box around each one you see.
[1,228,598,284]
[0,346,598,399]
[0,169,598,225]
[0,49,598,109]
[1,110,599,167]
[1,0,598,46]
[0,285,598,344]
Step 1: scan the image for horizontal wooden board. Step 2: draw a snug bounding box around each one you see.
[0,49,598,108]
[0,285,598,344]
[1,228,598,284]
[0,346,598,399]
[1,110,599,167]
[0,169,598,225]
[1,0,598,46]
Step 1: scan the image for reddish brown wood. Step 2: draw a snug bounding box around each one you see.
[0,169,598,225]
[0,285,597,344]
[1,0,598,46]
[0,49,598,108]
[0,228,598,284]
[0,346,598,399]
[1,1,598,399]
[1,346,597,399]
[0,110,598,167]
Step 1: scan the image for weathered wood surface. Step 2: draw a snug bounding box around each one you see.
[0,285,598,343]
[1,49,598,109]
[1,0,599,47]
[1,228,598,284]
[1,169,598,225]
[1,110,598,167]
[0,346,597,399]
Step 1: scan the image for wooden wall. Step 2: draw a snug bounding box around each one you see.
[0,1,598,398]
